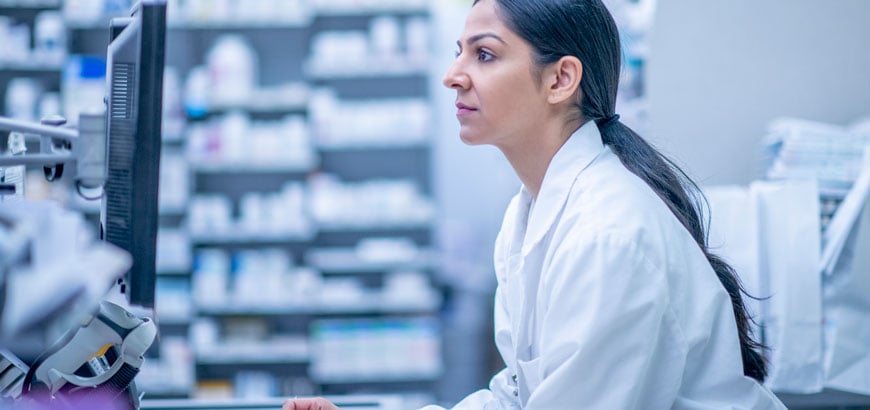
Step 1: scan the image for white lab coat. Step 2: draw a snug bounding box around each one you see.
[422,121,785,409]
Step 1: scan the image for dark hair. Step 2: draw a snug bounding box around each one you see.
[475,0,768,382]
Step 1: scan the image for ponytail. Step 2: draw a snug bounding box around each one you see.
[597,119,768,382]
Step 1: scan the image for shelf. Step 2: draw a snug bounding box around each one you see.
[306,248,436,274]
[195,338,309,365]
[196,354,308,366]
[167,18,310,30]
[197,297,440,316]
[69,14,310,29]
[66,4,427,28]
[157,267,191,276]
[0,61,63,72]
[64,18,112,30]
[311,370,441,385]
[159,203,188,216]
[157,315,193,326]
[317,220,434,233]
[304,59,429,79]
[316,298,439,314]
[138,376,194,398]
[313,3,428,16]
[69,200,189,216]
[203,100,308,115]
[316,140,428,151]
[162,133,186,144]
[189,86,309,118]
[189,231,314,245]
[67,17,310,31]
[189,161,316,174]
[0,0,60,9]
[138,387,193,398]
[195,350,309,365]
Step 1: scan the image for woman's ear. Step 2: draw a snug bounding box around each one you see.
[545,56,583,105]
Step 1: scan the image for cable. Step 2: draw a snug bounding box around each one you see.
[75,182,104,201]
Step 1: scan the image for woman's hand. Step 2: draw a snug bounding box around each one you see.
[282,397,341,410]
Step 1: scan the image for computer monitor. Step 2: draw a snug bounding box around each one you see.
[101,0,167,308]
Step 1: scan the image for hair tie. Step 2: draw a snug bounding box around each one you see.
[597,114,620,128]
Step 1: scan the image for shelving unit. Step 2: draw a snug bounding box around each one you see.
[107,1,438,400]
[0,4,64,123]
[0,0,442,398]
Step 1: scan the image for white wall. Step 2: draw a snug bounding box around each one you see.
[647,0,870,185]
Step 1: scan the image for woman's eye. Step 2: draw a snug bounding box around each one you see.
[454,49,461,58]
[478,50,493,62]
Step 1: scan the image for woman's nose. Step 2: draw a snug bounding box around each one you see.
[442,59,468,90]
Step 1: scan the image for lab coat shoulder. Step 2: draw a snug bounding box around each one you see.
[556,148,684,261]
[556,149,729,342]
[542,147,679,307]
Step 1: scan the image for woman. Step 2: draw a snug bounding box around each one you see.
[286,0,786,408]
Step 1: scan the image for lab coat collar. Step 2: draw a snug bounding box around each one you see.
[521,121,605,256]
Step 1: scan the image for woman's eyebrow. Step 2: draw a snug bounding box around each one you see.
[457,32,507,49]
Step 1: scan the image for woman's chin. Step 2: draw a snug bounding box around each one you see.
[459,130,487,146]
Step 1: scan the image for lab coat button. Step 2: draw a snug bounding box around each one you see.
[513,389,518,397]
[512,374,517,383]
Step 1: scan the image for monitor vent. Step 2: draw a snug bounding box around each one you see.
[104,61,137,251]
[105,169,132,249]
[110,63,134,120]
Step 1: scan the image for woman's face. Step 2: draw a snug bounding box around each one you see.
[443,0,550,148]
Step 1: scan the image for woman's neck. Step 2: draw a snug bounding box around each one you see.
[499,118,582,200]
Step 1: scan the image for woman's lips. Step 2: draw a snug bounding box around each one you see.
[456,102,477,117]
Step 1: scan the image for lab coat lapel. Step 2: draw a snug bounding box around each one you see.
[514,121,606,361]
[505,188,532,362]
[521,121,606,257]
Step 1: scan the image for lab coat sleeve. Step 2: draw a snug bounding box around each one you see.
[525,232,682,409]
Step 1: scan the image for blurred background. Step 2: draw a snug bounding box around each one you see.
[1,0,869,408]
